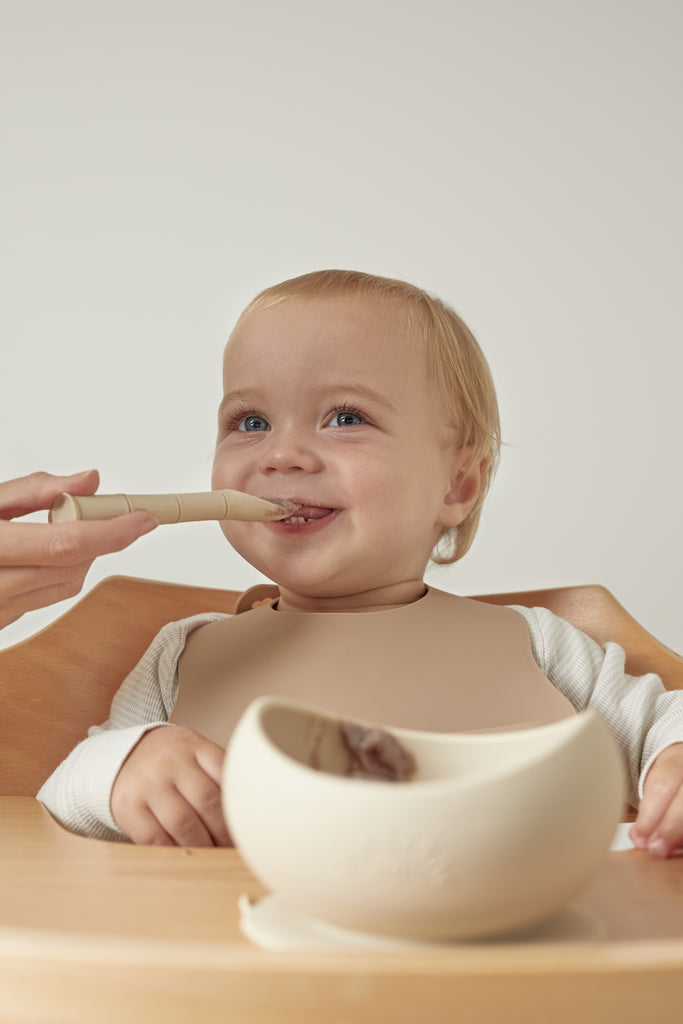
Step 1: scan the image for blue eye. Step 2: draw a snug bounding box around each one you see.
[329,409,364,427]
[238,414,270,432]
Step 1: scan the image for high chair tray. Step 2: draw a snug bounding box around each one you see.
[1,797,682,1024]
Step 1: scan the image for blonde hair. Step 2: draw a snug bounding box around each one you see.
[235,269,501,563]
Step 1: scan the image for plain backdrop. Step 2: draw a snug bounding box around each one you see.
[1,1,681,653]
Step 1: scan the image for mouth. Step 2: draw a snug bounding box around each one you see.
[268,501,338,526]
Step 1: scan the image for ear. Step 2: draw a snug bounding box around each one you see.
[438,447,490,528]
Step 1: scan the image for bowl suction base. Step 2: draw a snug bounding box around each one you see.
[238,893,602,951]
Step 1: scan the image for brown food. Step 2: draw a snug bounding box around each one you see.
[339,722,416,781]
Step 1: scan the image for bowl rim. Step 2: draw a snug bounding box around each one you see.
[227,696,617,799]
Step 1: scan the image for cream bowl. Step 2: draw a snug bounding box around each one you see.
[222,698,624,942]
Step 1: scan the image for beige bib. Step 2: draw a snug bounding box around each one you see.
[171,586,573,747]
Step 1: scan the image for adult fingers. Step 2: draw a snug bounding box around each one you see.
[0,564,93,630]
[0,470,100,520]
[0,513,158,568]
[0,562,91,601]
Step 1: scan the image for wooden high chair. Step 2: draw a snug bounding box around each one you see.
[1,576,681,796]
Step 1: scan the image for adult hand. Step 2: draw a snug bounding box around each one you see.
[111,725,231,847]
[0,470,158,630]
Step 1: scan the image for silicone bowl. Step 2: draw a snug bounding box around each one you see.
[223,697,624,942]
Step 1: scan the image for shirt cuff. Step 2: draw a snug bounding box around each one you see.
[38,722,172,840]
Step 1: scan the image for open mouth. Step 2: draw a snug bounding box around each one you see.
[276,503,336,525]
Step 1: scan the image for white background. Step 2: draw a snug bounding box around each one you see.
[1,1,681,652]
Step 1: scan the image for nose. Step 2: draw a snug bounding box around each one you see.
[257,425,324,476]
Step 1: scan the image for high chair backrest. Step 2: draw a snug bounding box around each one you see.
[472,584,683,685]
[0,577,239,796]
[0,577,680,796]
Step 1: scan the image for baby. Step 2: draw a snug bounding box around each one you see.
[38,270,683,857]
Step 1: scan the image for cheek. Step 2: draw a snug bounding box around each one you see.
[217,519,251,558]
[210,443,226,488]
[211,445,241,490]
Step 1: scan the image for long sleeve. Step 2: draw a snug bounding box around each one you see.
[515,605,683,809]
[37,612,227,841]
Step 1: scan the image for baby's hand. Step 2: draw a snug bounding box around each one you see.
[111,726,231,847]
[629,743,683,858]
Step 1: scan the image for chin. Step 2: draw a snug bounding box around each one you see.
[264,567,358,599]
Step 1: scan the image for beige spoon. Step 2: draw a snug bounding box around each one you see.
[51,489,299,524]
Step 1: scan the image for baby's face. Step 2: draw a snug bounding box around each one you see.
[212,295,466,610]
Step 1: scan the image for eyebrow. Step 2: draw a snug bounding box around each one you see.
[218,389,261,417]
[219,383,399,416]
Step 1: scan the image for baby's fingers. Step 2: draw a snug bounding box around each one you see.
[111,727,231,847]
[147,788,218,848]
[650,791,683,858]
[117,796,175,846]
[630,746,683,857]
[180,780,231,847]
